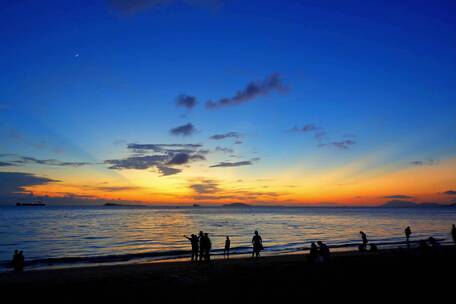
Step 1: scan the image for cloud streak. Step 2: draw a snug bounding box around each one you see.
[128,143,203,153]
[0,161,15,167]
[206,73,288,109]
[215,146,234,154]
[210,158,259,168]
[84,185,142,192]
[209,132,242,140]
[289,124,320,133]
[383,195,414,199]
[328,140,356,150]
[11,156,91,167]
[170,123,197,137]
[176,94,197,109]
[409,159,438,166]
[105,155,169,170]
[290,123,356,150]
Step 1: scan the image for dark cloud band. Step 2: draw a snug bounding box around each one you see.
[105,142,206,176]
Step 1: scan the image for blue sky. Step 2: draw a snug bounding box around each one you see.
[1,0,455,205]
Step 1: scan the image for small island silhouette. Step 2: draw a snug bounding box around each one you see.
[103,203,143,207]
[221,203,252,208]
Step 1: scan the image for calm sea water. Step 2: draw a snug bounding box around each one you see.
[1,206,455,270]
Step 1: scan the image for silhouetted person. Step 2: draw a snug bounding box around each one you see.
[198,231,204,261]
[204,233,212,261]
[428,236,440,248]
[418,239,430,256]
[11,250,19,270]
[317,241,330,262]
[184,234,199,261]
[370,244,378,252]
[309,242,318,262]
[360,231,368,251]
[252,230,263,258]
[224,236,231,259]
[358,244,366,252]
[452,224,456,245]
[11,250,24,271]
[405,226,412,244]
[419,240,428,249]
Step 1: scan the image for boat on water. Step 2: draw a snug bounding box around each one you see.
[16,201,46,206]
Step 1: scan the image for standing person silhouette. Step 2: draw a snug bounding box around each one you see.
[184,234,199,262]
[405,226,412,244]
[11,250,19,271]
[309,242,318,262]
[452,225,456,245]
[204,233,212,261]
[224,236,231,259]
[18,251,24,270]
[198,231,205,261]
[252,230,263,259]
[360,231,368,251]
[317,241,330,262]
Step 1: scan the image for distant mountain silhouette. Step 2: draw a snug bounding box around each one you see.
[380,200,417,208]
[419,202,443,208]
[379,200,452,208]
[222,203,252,207]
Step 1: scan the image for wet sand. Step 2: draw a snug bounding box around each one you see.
[1,247,455,301]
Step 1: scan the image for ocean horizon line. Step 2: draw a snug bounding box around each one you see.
[2,202,455,208]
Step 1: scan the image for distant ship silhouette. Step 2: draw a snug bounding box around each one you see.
[16,201,46,206]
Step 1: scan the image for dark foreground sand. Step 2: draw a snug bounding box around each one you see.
[1,247,455,301]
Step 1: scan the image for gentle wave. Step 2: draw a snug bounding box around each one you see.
[1,237,451,272]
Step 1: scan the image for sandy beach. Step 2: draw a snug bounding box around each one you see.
[1,246,455,301]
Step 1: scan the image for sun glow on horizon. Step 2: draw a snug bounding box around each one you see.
[16,155,456,206]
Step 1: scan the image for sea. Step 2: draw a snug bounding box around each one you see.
[1,205,455,271]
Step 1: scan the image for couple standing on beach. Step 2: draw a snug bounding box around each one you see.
[252,230,264,258]
[11,250,24,271]
[309,241,330,263]
[184,231,212,262]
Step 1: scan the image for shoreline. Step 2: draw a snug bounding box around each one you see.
[1,237,452,273]
[1,246,455,299]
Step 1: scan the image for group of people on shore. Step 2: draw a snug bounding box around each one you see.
[357,225,456,253]
[184,231,212,262]
[183,225,456,263]
[184,230,264,261]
